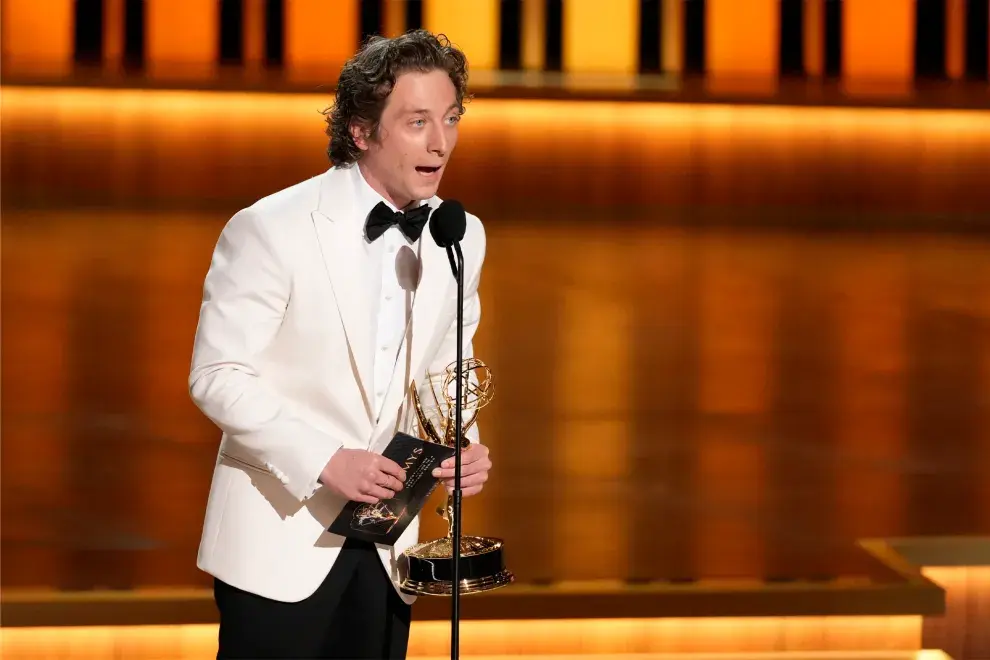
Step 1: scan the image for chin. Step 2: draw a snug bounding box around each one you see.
[411,180,442,201]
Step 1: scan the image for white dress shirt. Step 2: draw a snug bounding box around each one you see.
[351,165,426,420]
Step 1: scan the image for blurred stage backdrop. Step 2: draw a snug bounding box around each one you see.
[2,1,990,659]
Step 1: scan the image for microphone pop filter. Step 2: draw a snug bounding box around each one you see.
[429,199,466,248]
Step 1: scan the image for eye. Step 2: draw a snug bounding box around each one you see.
[411,118,425,127]
[445,115,460,125]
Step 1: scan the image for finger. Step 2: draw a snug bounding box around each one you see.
[365,484,395,501]
[433,458,491,480]
[442,471,488,489]
[376,456,407,482]
[443,472,488,488]
[351,492,380,504]
[447,484,484,497]
[379,473,403,492]
[440,444,487,469]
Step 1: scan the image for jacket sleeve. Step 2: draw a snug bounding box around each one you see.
[424,223,487,445]
[189,208,342,501]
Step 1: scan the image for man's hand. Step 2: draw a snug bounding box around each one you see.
[319,449,406,504]
[431,443,491,497]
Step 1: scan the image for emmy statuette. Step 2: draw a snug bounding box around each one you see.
[397,358,514,596]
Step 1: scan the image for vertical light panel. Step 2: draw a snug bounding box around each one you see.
[384,0,406,37]
[976,257,990,531]
[0,0,73,71]
[946,0,966,80]
[832,250,907,549]
[564,0,638,74]
[424,0,500,70]
[146,0,219,69]
[662,0,684,73]
[243,0,266,68]
[553,235,631,580]
[843,0,915,81]
[521,0,546,70]
[103,0,125,69]
[694,236,777,577]
[285,0,358,73]
[696,237,778,420]
[983,258,990,530]
[0,211,75,555]
[804,0,826,76]
[707,0,779,77]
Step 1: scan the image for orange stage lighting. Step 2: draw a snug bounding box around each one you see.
[2,86,988,221]
[424,0,500,71]
[0,0,73,74]
[662,0,684,74]
[522,0,547,71]
[0,616,926,660]
[285,0,358,76]
[946,0,967,80]
[707,0,779,78]
[563,0,639,75]
[243,0,267,69]
[553,240,633,579]
[804,0,826,77]
[384,0,407,38]
[843,0,915,84]
[145,0,219,72]
[102,0,124,68]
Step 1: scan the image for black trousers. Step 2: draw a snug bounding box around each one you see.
[214,539,412,659]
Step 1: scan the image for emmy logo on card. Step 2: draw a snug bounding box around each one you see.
[350,500,406,536]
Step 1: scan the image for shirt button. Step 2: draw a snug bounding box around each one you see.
[385,294,393,301]
[380,345,389,352]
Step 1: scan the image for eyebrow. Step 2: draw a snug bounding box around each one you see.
[406,103,460,115]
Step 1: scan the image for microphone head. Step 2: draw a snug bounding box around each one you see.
[429,199,466,248]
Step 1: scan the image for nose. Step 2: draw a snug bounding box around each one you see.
[428,123,448,157]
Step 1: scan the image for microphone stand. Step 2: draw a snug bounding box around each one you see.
[445,241,465,660]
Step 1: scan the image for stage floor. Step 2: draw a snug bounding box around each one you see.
[2,85,990,601]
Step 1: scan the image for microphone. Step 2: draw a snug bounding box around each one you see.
[429,199,466,248]
[430,200,467,281]
[428,199,467,660]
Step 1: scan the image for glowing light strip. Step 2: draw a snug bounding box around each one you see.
[0,617,926,660]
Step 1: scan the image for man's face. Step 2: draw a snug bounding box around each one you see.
[352,69,461,209]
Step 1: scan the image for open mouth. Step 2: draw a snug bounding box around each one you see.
[415,166,441,175]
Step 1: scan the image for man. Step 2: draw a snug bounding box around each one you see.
[188,30,491,659]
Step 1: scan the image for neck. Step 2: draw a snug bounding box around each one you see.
[357,160,413,210]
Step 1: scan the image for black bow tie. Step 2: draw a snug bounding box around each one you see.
[365,201,431,242]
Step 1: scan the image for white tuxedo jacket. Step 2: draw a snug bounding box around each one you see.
[189,164,485,604]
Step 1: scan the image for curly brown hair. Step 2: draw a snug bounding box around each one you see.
[322,30,471,166]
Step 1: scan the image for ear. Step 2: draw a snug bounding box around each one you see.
[349,118,373,151]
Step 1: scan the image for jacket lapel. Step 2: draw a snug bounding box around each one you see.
[371,210,455,441]
[308,165,454,444]
[310,168,375,418]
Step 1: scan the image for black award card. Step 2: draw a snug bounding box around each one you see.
[328,432,456,546]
